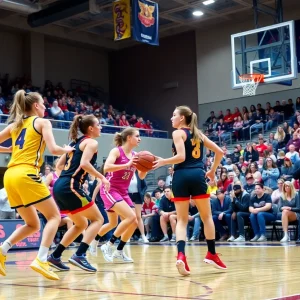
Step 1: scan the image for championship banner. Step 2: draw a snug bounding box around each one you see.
[132,0,159,46]
[0,219,43,249]
[113,0,131,41]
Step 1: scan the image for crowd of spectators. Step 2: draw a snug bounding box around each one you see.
[0,75,159,136]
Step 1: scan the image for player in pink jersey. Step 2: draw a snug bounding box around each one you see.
[90,127,147,263]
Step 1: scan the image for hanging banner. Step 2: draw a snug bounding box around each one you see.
[113,0,131,41]
[132,0,159,46]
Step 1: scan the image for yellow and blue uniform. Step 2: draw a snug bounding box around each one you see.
[53,136,97,214]
[172,128,209,201]
[4,116,51,208]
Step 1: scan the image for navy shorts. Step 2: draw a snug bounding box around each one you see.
[172,168,209,201]
[54,177,94,214]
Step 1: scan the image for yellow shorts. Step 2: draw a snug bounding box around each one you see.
[4,165,51,209]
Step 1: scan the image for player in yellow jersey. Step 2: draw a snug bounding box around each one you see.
[0,90,74,280]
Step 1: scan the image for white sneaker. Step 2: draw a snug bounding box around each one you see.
[89,240,98,256]
[233,235,245,242]
[280,234,290,242]
[227,236,235,242]
[100,243,114,262]
[146,233,151,239]
[170,236,176,242]
[112,250,134,263]
[250,235,260,242]
[141,235,149,243]
[257,235,267,242]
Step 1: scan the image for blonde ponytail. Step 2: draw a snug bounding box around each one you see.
[8,90,40,132]
[114,132,123,147]
[176,106,204,142]
[113,127,138,147]
[69,114,97,141]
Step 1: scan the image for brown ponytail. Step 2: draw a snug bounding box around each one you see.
[8,90,41,132]
[176,105,204,142]
[114,127,138,147]
[69,114,97,141]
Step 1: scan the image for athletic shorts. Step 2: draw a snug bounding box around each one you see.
[4,165,51,209]
[53,177,94,215]
[172,168,209,201]
[100,188,134,212]
[129,192,143,205]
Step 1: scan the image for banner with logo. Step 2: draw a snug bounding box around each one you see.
[132,0,159,46]
[0,219,43,249]
[113,0,131,41]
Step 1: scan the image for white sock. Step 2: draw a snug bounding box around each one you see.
[141,234,146,238]
[1,240,12,255]
[164,234,168,238]
[37,246,49,262]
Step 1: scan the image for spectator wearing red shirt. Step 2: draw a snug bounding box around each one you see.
[119,114,130,127]
[224,109,234,125]
[256,137,268,157]
[135,117,145,129]
[232,107,242,120]
[114,114,121,126]
[144,120,153,136]
[142,193,157,239]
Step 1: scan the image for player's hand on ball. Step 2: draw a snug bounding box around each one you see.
[205,169,215,182]
[128,155,139,167]
[152,157,164,169]
[102,178,110,192]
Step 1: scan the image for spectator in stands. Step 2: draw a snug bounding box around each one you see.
[0,94,5,108]
[242,106,249,118]
[119,114,130,127]
[251,109,264,133]
[249,183,276,242]
[281,157,295,181]
[218,118,231,143]
[153,190,162,207]
[257,103,265,116]
[265,108,278,131]
[144,120,154,136]
[217,173,231,191]
[271,178,284,204]
[217,110,224,120]
[275,126,287,151]
[77,102,87,115]
[232,116,243,141]
[42,165,52,182]
[187,199,201,241]
[151,179,165,197]
[165,167,173,187]
[273,100,283,113]
[204,111,215,127]
[224,158,235,172]
[50,100,65,121]
[256,137,268,157]
[243,174,256,195]
[242,114,251,140]
[296,97,300,111]
[95,112,106,125]
[262,158,280,190]
[114,114,121,126]
[250,105,256,114]
[106,113,114,126]
[211,189,231,241]
[286,130,300,152]
[224,109,234,125]
[207,179,218,199]
[232,107,242,120]
[135,117,145,129]
[0,188,15,219]
[129,114,137,126]
[244,144,259,163]
[141,193,157,240]
[285,145,299,164]
[159,187,176,242]
[227,182,250,242]
[268,133,278,152]
[277,181,300,242]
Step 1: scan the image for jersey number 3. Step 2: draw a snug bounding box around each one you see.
[191,139,201,159]
[15,129,26,149]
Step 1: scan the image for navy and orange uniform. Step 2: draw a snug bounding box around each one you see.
[4,116,51,208]
[171,128,209,201]
[54,136,97,214]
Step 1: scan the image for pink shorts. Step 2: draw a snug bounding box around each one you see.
[100,189,134,212]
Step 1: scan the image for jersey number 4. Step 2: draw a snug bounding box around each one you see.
[15,129,26,149]
[191,139,201,159]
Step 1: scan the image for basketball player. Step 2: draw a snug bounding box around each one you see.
[153,106,227,276]
[47,115,110,272]
[90,127,147,263]
[0,90,74,280]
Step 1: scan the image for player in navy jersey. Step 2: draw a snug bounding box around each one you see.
[48,115,110,273]
[154,106,226,276]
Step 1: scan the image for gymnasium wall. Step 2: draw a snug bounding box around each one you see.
[0,30,28,80]
[0,124,172,168]
[196,5,300,124]
[44,38,109,91]
[109,31,198,132]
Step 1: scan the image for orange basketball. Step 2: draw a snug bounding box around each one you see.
[135,151,156,172]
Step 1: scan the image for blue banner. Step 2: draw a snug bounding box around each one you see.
[132,0,159,46]
[0,219,43,249]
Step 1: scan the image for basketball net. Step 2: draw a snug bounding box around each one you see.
[239,74,264,96]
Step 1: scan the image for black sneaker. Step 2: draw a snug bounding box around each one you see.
[47,254,70,271]
[68,254,97,272]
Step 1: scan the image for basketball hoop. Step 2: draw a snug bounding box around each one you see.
[239,74,264,96]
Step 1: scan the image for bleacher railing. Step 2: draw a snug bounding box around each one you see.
[0,114,169,139]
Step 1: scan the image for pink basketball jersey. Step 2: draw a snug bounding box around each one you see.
[102,147,136,194]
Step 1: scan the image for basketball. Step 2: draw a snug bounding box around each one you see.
[135,151,156,172]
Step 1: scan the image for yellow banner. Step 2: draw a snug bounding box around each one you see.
[113,0,131,41]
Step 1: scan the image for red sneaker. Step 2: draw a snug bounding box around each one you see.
[203,251,227,270]
[176,252,190,276]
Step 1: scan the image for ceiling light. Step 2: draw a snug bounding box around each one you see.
[203,0,215,5]
[193,11,204,16]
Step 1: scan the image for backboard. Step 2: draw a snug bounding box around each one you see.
[231,21,297,89]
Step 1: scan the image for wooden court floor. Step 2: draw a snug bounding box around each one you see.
[1,242,300,300]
